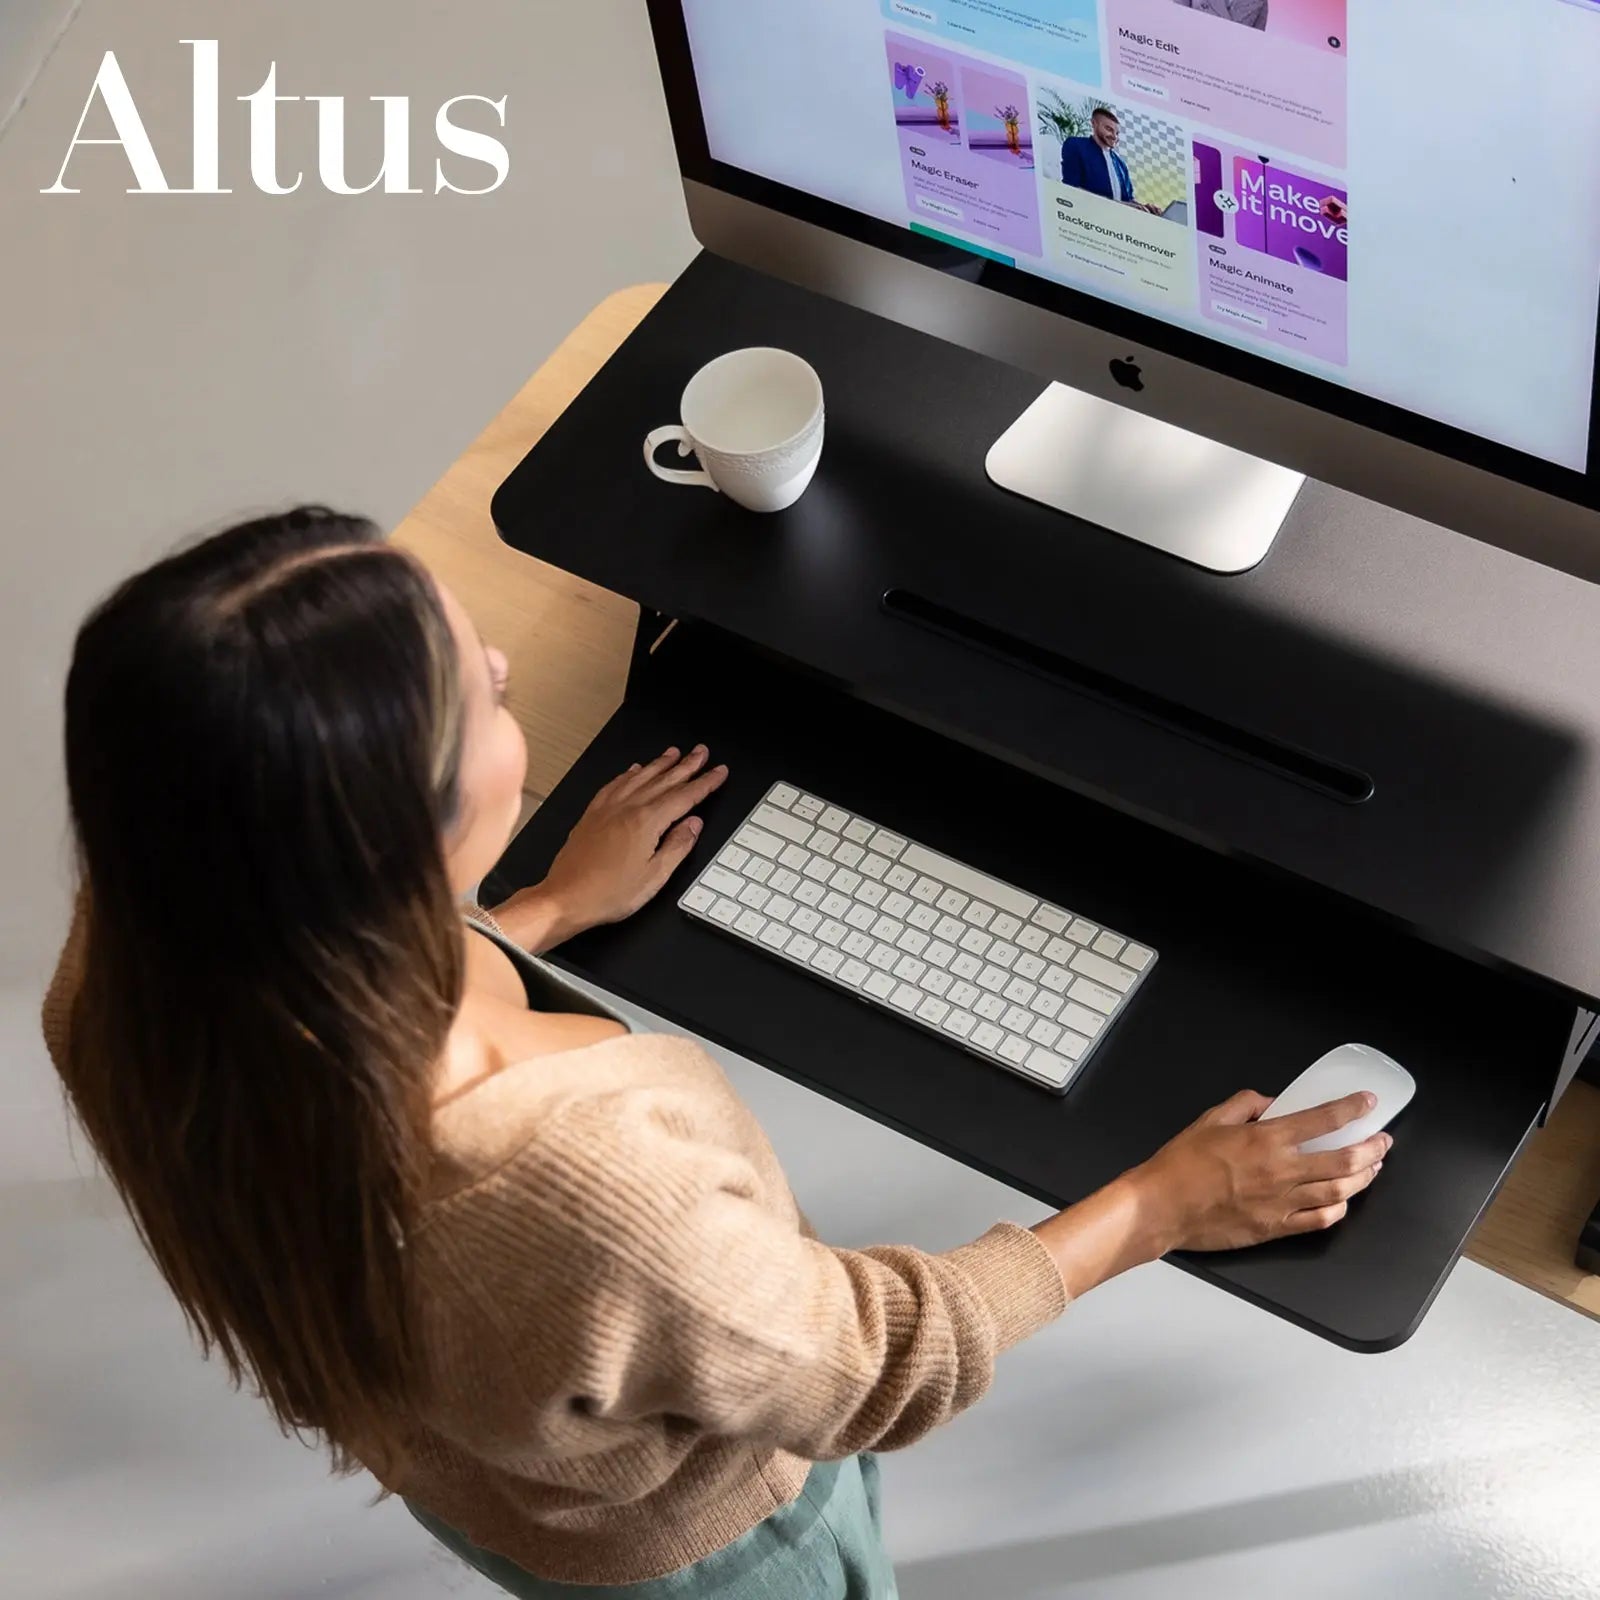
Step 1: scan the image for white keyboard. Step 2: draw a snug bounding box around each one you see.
[678,782,1158,1093]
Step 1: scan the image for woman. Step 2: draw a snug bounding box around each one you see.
[45,508,1388,1598]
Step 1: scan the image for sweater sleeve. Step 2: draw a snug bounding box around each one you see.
[458,1086,1068,1461]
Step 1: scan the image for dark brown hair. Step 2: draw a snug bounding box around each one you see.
[57,507,466,1473]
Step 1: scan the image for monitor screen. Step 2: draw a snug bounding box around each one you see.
[675,0,1600,477]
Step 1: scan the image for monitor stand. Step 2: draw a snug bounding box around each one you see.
[986,383,1307,575]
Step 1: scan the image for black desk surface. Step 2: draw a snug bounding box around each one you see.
[486,627,1569,1352]
[494,253,1600,1005]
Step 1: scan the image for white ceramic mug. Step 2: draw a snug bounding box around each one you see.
[644,347,824,513]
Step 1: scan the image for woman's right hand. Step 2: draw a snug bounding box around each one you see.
[1130,1090,1391,1253]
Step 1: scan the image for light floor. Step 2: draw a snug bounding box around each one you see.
[4,5,1599,1597]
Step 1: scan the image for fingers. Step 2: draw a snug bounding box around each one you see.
[648,763,729,828]
[593,762,644,806]
[1202,1090,1273,1127]
[1298,1132,1392,1181]
[611,747,683,801]
[1290,1161,1383,1211]
[1283,1201,1350,1235]
[1275,1090,1375,1144]
[645,816,705,894]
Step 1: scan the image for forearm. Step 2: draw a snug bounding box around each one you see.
[1030,1170,1175,1301]
[485,884,584,955]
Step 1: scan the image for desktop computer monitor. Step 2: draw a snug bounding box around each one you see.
[646,0,1600,575]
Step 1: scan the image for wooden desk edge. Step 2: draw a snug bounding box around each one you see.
[393,282,1600,1332]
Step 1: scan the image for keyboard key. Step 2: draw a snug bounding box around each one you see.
[894,957,926,985]
[843,819,875,845]
[1032,991,1063,1019]
[803,857,834,882]
[1071,950,1136,993]
[885,865,917,892]
[811,833,842,860]
[812,946,845,975]
[899,844,1036,920]
[759,924,791,951]
[1044,937,1074,964]
[1017,925,1048,952]
[975,994,1006,1021]
[959,928,993,957]
[871,917,905,944]
[822,891,851,918]
[739,883,771,911]
[718,845,750,872]
[704,865,744,897]
[768,783,800,809]
[795,795,825,821]
[869,943,899,971]
[1067,918,1099,946]
[963,902,996,929]
[871,829,908,858]
[745,857,775,885]
[1060,1002,1105,1038]
[1004,978,1037,1007]
[845,905,876,931]
[891,984,921,1012]
[972,1021,1005,1052]
[864,971,897,1000]
[778,844,810,873]
[907,903,939,931]
[843,931,874,958]
[830,868,863,896]
[977,966,1007,993]
[1027,1048,1070,1086]
[861,854,891,880]
[999,1034,1031,1065]
[769,868,801,897]
[754,805,814,844]
[735,909,766,938]
[684,884,717,914]
[1123,944,1154,972]
[937,889,969,916]
[787,932,815,967]
[1029,1018,1062,1048]
[839,958,871,987]
[912,876,942,903]
[991,913,1022,941]
[1059,1031,1091,1062]
[818,920,847,946]
[897,929,930,956]
[1013,953,1046,981]
[925,941,956,969]
[943,1009,977,1040]
[795,881,825,907]
[766,896,797,924]
[1094,932,1126,959]
[1041,965,1072,994]
[922,969,952,997]
[710,897,740,925]
[834,842,865,870]
[1033,906,1070,934]
[917,997,951,1026]
[883,892,914,920]
[935,916,966,943]
[819,806,851,834]
[1069,978,1120,1015]
[790,907,822,935]
[989,941,1019,970]
[1002,1004,1033,1033]
[950,953,983,981]
[948,982,980,1010]
[856,880,887,907]
[735,825,783,858]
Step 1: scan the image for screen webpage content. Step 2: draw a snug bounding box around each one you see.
[682,0,1600,475]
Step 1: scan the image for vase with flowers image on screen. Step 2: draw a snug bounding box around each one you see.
[996,104,1022,155]
[930,81,952,132]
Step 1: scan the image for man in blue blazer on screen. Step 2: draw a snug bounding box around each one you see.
[1061,108,1161,212]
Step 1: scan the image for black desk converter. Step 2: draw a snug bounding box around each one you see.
[484,254,1600,1351]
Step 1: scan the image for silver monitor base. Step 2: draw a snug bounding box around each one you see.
[986,383,1307,574]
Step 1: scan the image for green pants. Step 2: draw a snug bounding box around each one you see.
[408,1456,898,1599]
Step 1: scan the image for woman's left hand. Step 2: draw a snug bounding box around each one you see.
[492,747,728,952]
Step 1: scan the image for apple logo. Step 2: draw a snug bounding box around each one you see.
[1109,355,1145,392]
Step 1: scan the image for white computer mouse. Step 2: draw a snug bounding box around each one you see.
[1258,1043,1416,1154]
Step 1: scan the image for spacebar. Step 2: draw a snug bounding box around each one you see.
[898,843,1037,919]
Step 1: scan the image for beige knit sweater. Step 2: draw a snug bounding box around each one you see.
[43,918,1068,1586]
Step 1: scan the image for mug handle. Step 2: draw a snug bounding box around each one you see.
[644,426,720,491]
